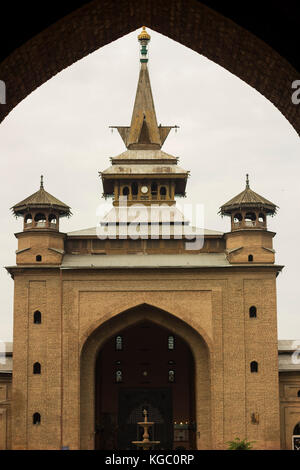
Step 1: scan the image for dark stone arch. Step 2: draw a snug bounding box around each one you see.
[0,0,299,135]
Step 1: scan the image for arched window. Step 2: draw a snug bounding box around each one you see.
[115,335,123,351]
[233,213,242,224]
[293,422,300,435]
[48,214,57,224]
[168,370,175,383]
[245,212,256,221]
[249,306,257,318]
[36,255,42,262]
[244,212,256,227]
[33,362,41,374]
[25,213,33,224]
[115,370,123,383]
[160,186,167,196]
[250,361,258,373]
[33,310,41,324]
[34,213,47,227]
[122,186,129,196]
[168,335,175,350]
[248,254,253,262]
[33,413,41,425]
[131,182,138,196]
[258,213,265,223]
[151,182,158,196]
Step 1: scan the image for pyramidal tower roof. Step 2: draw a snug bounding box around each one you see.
[11,175,71,217]
[110,26,177,150]
[220,174,278,216]
[101,27,188,198]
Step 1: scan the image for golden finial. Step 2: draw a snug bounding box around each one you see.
[138,26,151,41]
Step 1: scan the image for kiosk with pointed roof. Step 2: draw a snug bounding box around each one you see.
[220,174,278,264]
[11,176,71,265]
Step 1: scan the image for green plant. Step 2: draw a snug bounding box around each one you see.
[226,437,255,450]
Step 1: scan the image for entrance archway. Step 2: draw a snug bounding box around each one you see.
[80,303,211,450]
[95,320,195,450]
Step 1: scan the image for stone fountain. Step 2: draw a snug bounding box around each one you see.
[132,409,160,450]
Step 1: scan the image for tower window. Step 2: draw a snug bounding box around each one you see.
[151,182,158,196]
[160,186,167,196]
[168,370,175,383]
[233,213,242,223]
[33,413,41,425]
[115,370,123,383]
[115,335,123,351]
[249,306,257,318]
[258,213,265,223]
[33,362,41,374]
[248,254,253,262]
[132,182,138,196]
[34,213,47,227]
[250,361,258,373]
[48,214,57,224]
[36,255,42,262]
[122,186,129,196]
[25,213,33,224]
[33,311,41,324]
[245,212,256,221]
[168,335,175,350]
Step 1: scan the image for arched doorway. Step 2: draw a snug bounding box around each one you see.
[80,303,211,450]
[95,320,196,450]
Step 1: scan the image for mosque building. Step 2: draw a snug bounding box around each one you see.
[1,27,300,450]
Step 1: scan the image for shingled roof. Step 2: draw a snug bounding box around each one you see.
[11,176,71,217]
[220,175,277,216]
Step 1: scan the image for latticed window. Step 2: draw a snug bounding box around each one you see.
[168,335,175,350]
[115,335,123,351]
[116,370,123,383]
[168,370,175,383]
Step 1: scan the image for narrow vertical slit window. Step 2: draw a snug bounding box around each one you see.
[168,335,175,350]
[115,335,123,351]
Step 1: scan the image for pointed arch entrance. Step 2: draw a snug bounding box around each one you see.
[80,303,211,450]
[95,320,195,450]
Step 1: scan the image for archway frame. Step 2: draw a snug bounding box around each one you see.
[0,0,299,135]
[80,303,212,450]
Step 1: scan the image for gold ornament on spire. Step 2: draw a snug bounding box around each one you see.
[138,26,151,41]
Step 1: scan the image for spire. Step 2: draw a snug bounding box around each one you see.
[246,173,249,189]
[40,174,44,189]
[110,27,177,150]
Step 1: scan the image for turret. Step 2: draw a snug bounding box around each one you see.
[11,176,71,265]
[219,175,278,264]
[101,26,187,209]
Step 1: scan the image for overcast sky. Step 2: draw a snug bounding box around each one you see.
[0,28,299,341]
